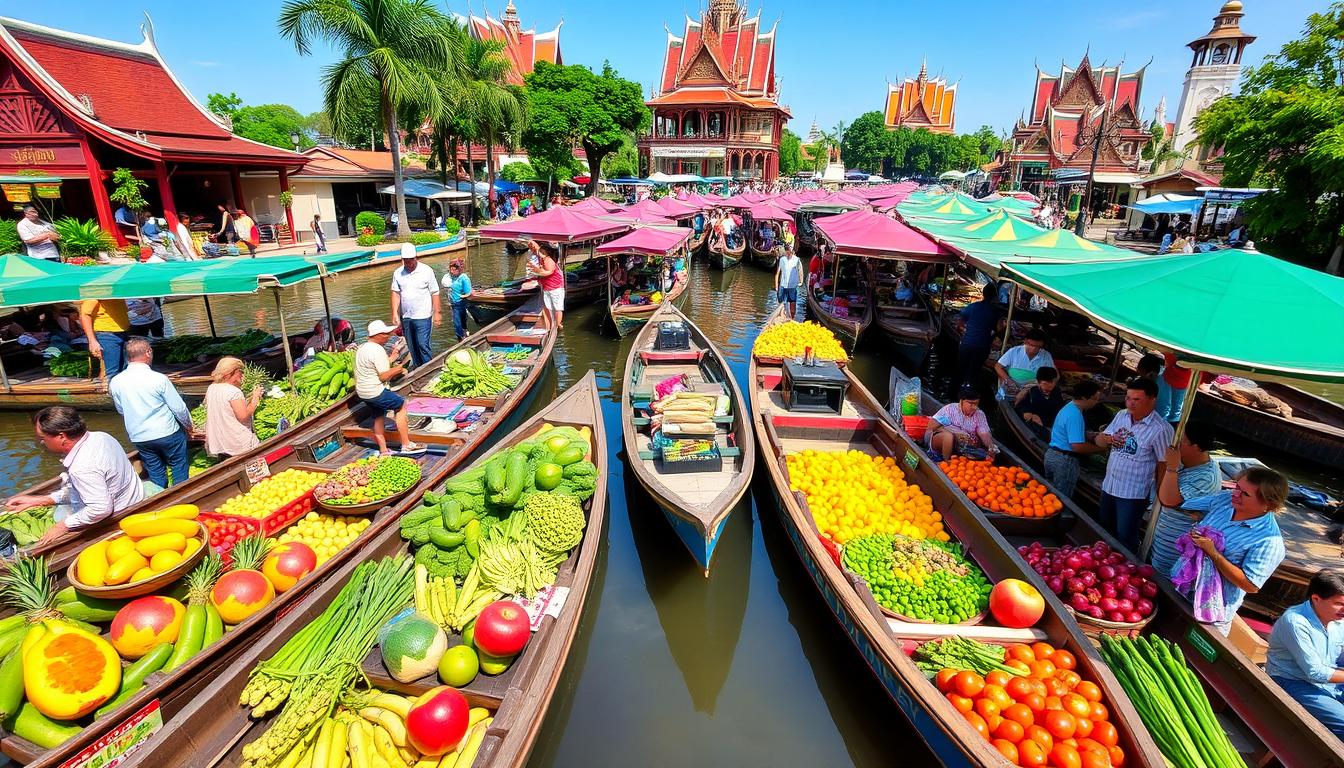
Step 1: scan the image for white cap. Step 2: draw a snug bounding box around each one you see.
[367,320,398,336]
[400,242,417,260]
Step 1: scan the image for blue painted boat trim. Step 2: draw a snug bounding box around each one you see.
[660,504,728,574]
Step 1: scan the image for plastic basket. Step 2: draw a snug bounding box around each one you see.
[902,415,930,440]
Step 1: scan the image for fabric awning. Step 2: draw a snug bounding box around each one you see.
[594,227,691,257]
[478,206,629,243]
[568,197,626,215]
[0,252,372,308]
[1090,172,1142,185]
[743,202,793,222]
[655,196,702,218]
[378,179,473,200]
[814,209,950,262]
[948,228,1142,277]
[1129,193,1204,215]
[999,249,1344,383]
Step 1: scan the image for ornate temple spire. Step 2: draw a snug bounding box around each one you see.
[502,0,520,32]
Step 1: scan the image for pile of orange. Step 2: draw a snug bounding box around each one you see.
[939,456,1064,518]
[937,642,1125,768]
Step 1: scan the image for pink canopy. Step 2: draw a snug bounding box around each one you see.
[813,209,950,262]
[479,206,629,243]
[569,197,626,214]
[624,198,673,219]
[820,190,873,209]
[655,196,702,218]
[717,192,770,208]
[594,227,691,257]
[744,202,792,222]
[870,191,913,211]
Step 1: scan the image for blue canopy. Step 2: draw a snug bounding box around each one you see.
[379,179,471,200]
[1129,194,1204,215]
[607,177,656,186]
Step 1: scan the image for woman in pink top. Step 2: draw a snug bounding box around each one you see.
[531,242,566,331]
[926,385,999,461]
[204,357,262,457]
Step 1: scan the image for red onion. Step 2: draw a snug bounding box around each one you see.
[1100,581,1118,599]
[1116,598,1134,613]
[1136,564,1155,578]
[1140,581,1159,598]
[1059,567,1076,580]
[1121,584,1140,602]
[1135,598,1154,616]
[1065,554,1085,571]
[1106,552,1126,566]
[1108,611,1129,623]
[1086,605,1105,619]
[1126,611,1143,623]
[1071,594,1091,612]
[1047,576,1065,594]
[1099,597,1120,613]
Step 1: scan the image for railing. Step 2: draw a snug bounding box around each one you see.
[639,132,774,145]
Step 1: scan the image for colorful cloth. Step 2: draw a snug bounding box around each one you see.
[1172,526,1229,625]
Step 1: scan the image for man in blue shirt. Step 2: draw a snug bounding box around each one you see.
[441,259,473,341]
[1044,379,1105,499]
[1267,570,1344,738]
[108,338,193,488]
[955,283,1001,387]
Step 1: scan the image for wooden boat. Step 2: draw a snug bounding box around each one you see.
[686,221,709,258]
[883,372,1344,767]
[874,302,937,366]
[1191,380,1344,470]
[609,269,690,338]
[121,370,608,768]
[20,302,556,572]
[748,223,785,269]
[747,304,1165,767]
[708,233,746,270]
[620,302,754,574]
[503,238,530,255]
[805,283,873,350]
[465,261,608,325]
[0,311,556,768]
[996,396,1107,509]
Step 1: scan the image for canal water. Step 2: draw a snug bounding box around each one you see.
[2,243,1337,766]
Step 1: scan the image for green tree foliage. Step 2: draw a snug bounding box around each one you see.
[278,0,465,238]
[523,61,649,196]
[840,112,999,178]
[1196,3,1344,272]
[499,162,537,182]
[778,129,803,176]
[108,167,149,212]
[600,131,639,179]
[206,92,243,119]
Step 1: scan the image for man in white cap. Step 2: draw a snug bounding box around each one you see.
[355,320,425,456]
[389,242,441,370]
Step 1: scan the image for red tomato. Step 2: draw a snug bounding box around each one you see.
[1049,649,1077,671]
[1073,716,1094,739]
[935,669,958,692]
[992,739,1019,764]
[1022,693,1047,714]
[963,711,989,738]
[1027,725,1055,753]
[1075,681,1103,703]
[1031,642,1057,660]
[1006,676,1036,701]
[1002,703,1034,729]
[953,671,985,699]
[1043,710,1077,740]
[1049,743,1082,768]
[1029,660,1058,679]
[1091,721,1118,748]
[1061,693,1092,720]
[946,693,973,714]
[1108,746,1126,767]
[1089,701,1109,723]
[1080,752,1111,768]
[1045,677,1070,698]
[1008,644,1037,664]
[1076,737,1108,757]
[1018,739,1049,767]
[1056,670,1082,690]
[994,718,1025,744]
[975,698,1001,723]
[985,670,1012,688]
[982,684,1014,710]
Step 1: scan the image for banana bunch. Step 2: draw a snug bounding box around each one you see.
[414,563,502,633]
[294,351,357,401]
[295,692,492,768]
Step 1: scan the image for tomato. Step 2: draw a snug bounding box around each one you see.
[1091,721,1118,748]
[1008,644,1037,664]
[1002,703,1034,729]
[1075,681,1103,702]
[1043,709,1077,740]
[1006,676,1037,701]
[962,711,989,738]
[1006,659,1032,674]
[1045,696,1062,712]
[1029,660,1058,679]
[1062,693,1092,719]
[473,601,531,657]
[994,718,1025,744]
[975,698,1001,722]
[1022,693,1047,714]
[986,670,1012,688]
[992,739,1019,764]
[1031,642,1057,660]
[1027,725,1055,753]
[1089,701,1109,723]
[1056,669,1082,690]
[1079,752,1111,768]
[1049,649,1077,671]
[1049,743,1082,768]
[953,670,985,699]
[1045,676,1070,698]
[935,669,958,692]
[945,693,974,714]
[1076,737,1108,756]
[1029,678,1050,698]
[1108,745,1126,767]
[1073,716,1094,739]
[1018,739,1049,767]
[982,684,1014,710]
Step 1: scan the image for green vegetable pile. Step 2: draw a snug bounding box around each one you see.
[0,506,55,546]
[240,363,274,395]
[254,392,328,440]
[189,449,220,476]
[842,534,990,623]
[1101,635,1243,768]
[430,348,520,398]
[44,350,91,378]
[400,424,596,585]
[204,328,273,356]
[154,335,215,364]
[314,456,421,505]
[289,351,355,400]
[494,345,531,361]
[190,404,207,429]
[913,636,1019,676]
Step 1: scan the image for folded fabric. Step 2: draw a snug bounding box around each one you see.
[1172,526,1229,625]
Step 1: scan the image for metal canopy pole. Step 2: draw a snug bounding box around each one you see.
[1139,374,1204,560]
[319,277,336,351]
[272,288,297,391]
[0,354,10,393]
[203,296,219,339]
[935,261,950,334]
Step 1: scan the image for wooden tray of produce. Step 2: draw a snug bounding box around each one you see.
[67,522,209,599]
[315,485,414,515]
[879,604,987,626]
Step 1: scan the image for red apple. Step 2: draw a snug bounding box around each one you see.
[989,579,1046,629]
[473,600,530,658]
[262,542,318,593]
[405,686,470,756]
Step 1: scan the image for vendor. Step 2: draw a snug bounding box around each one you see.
[994,328,1054,399]
[204,357,262,458]
[926,385,999,462]
[1013,366,1065,440]
[1151,421,1225,576]
[1158,467,1288,635]
[1266,570,1344,738]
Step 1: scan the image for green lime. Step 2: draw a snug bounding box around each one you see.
[438,644,479,687]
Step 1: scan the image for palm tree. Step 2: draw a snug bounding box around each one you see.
[279,0,465,238]
[459,37,527,218]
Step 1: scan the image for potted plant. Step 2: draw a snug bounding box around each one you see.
[109,168,149,213]
[52,218,117,261]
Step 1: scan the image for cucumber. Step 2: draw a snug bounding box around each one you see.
[0,649,24,721]
[55,593,125,623]
[162,603,206,673]
[203,604,223,647]
[11,703,80,749]
[484,456,507,494]
[95,642,173,717]
[428,529,466,549]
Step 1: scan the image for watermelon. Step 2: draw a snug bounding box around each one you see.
[379,612,447,682]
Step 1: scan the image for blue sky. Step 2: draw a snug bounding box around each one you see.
[11,0,1330,136]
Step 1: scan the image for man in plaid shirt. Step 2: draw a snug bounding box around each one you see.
[1094,377,1173,552]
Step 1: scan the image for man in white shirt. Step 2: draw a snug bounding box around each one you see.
[355,320,425,456]
[17,205,60,260]
[1095,376,1173,552]
[109,339,194,488]
[389,243,441,371]
[4,406,145,544]
[994,328,1055,399]
[775,246,802,320]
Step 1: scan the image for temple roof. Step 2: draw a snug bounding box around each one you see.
[883,61,956,133]
[647,86,788,115]
[458,1,561,87]
[0,17,303,166]
[658,1,778,100]
[1029,55,1145,125]
[294,147,427,179]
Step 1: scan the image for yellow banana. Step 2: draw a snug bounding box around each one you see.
[467,708,490,728]
[311,718,336,768]
[359,706,407,748]
[368,693,411,719]
[369,722,404,768]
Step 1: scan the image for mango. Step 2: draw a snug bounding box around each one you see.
[23,621,120,720]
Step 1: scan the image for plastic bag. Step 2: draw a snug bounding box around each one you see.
[897,376,922,416]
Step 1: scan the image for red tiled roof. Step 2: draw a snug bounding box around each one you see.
[0,19,302,165]
[884,65,956,133]
[647,86,787,114]
[461,7,561,87]
[658,8,778,98]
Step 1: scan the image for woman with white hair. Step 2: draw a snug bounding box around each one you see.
[204,356,262,457]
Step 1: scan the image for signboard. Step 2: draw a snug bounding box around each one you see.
[1185,627,1218,663]
[1202,189,1264,204]
[650,146,726,159]
[4,144,84,168]
[903,449,919,470]
[60,699,164,768]
[244,455,271,485]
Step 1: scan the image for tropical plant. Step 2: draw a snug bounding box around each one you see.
[499,161,537,183]
[354,211,386,235]
[460,37,526,216]
[444,216,461,234]
[356,233,384,247]
[278,190,294,209]
[108,167,148,213]
[600,132,639,180]
[0,219,20,255]
[779,129,803,176]
[278,0,465,239]
[51,218,116,258]
[408,231,442,245]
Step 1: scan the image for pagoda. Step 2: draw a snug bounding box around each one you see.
[638,0,790,181]
[883,60,956,134]
[460,1,561,87]
[994,53,1152,196]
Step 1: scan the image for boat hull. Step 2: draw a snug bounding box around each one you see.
[1191,386,1344,469]
[709,241,745,270]
[657,499,729,575]
[750,243,781,269]
[805,290,868,349]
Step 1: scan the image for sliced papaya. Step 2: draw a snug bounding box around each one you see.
[23,621,120,720]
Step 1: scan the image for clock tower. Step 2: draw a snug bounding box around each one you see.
[1171,1,1255,154]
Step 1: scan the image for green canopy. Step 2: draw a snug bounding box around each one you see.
[897,193,989,221]
[999,249,1344,383]
[946,229,1142,277]
[911,210,1045,242]
[982,196,1039,216]
[0,252,374,308]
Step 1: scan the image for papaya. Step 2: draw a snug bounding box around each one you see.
[105,536,136,564]
[133,532,188,557]
[23,620,121,720]
[119,505,198,530]
[119,518,199,539]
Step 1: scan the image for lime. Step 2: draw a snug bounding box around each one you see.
[438,644,479,687]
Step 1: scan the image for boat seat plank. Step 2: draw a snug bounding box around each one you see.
[629,415,733,426]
